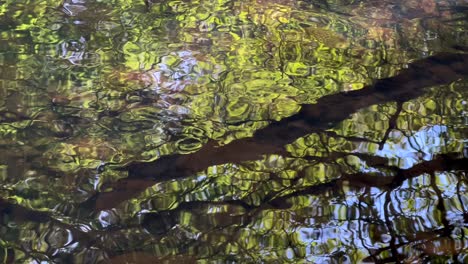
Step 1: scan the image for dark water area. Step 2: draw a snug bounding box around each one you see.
[1,0,468,263]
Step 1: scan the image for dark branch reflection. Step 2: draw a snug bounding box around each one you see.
[87,52,468,211]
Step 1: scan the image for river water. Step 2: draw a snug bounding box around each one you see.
[0,0,467,263]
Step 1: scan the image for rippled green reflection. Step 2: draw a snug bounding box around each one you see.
[0,0,467,262]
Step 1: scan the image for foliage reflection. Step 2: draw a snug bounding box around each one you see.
[0,0,467,262]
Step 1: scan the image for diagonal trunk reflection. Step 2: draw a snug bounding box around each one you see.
[82,52,468,212]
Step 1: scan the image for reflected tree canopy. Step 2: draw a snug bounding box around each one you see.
[0,0,467,263]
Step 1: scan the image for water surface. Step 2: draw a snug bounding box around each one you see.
[0,0,467,263]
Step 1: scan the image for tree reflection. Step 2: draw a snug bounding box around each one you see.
[0,0,467,262]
